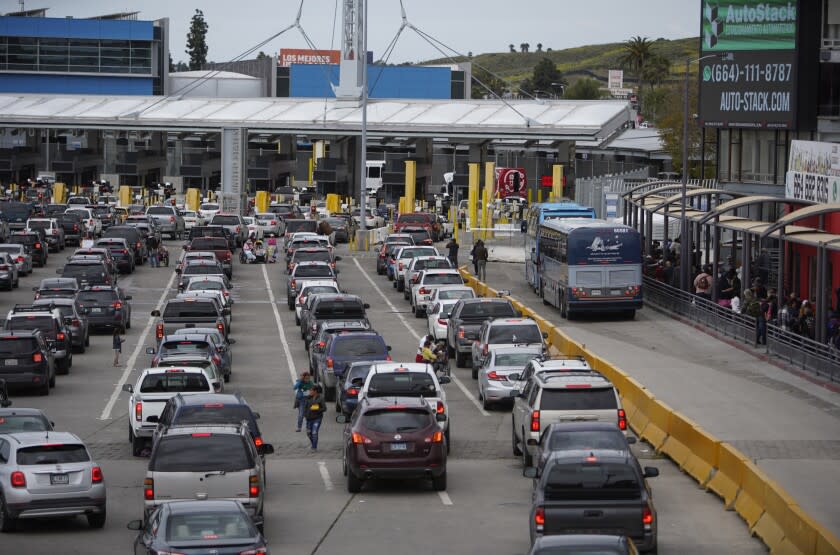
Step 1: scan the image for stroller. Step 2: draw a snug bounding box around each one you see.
[157,245,169,267]
[254,240,267,264]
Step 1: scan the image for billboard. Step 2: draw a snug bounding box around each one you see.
[279,49,340,67]
[608,69,624,90]
[785,140,840,204]
[698,0,800,129]
[494,167,527,199]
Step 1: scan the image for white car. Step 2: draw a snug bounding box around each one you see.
[427,299,458,340]
[65,207,102,236]
[198,202,220,221]
[254,213,282,237]
[294,279,340,325]
[351,207,384,229]
[409,269,465,317]
[182,210,205,229]
[393,246,440,292]
[404,256,452,288]
[121,366,216,456]
[243,216,263,240]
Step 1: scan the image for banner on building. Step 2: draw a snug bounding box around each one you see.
[785,140,840,204]
[280,49,341,67]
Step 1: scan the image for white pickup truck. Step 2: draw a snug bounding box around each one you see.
[121,367,215,456]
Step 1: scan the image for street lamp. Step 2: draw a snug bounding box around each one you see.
[679,52,733,291]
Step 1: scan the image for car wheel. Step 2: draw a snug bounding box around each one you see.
[0,495,17,532]
[481,389,491,411]
[129,426,134,445]
[522,431,533,467]
[57,359,69,376]
[77,341,86,354]
[295,315,300,326]
[444,426,451,455]
[40,378,50,396]
[431,471,447,491]
[132,435,145,457]
[324,386,336,402]
[455,351,466,368]
[397,280,404,292]
[512,419,522,456]
[87,509,106,529]
[85,334,90,347]
[347,470,363,493]
[287,300,294,310]
[414,306,423,318]
[126,318,131,330]
[471,365,478,379]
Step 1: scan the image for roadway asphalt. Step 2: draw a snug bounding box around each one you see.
[481,253,840,541]
[0,239,765,554]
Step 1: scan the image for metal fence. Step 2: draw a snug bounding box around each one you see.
[642,277,840,382]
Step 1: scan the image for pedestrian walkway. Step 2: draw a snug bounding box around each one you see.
[483,260,840,540]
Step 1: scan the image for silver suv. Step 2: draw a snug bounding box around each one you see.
[145,205,185,240]
[0,431,107,531]
[209,214,248,247]
[144,423,273,528]
[471,317,546,378]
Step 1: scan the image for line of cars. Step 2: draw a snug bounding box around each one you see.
[373,227,659,553]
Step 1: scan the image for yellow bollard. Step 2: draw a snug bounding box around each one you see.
[53,182,67,204]
[468,163,479,234]
[538,188,543,203]
[255,191,270,214]
[119,185,131,207]
[552,164,564,202]
[483,162,495,240]
[185,188,200,211]
[528,188,532,204]
[404,161,416,215]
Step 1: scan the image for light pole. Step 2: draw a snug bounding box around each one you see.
[679,53,733,291]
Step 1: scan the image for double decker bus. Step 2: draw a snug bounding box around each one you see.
[537,219,642,319]
[524,202,596,292]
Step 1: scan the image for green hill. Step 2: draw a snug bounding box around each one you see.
[422,36,699,85]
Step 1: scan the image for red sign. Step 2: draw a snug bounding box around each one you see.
[494,167,527,199]
[279,49,340,67]
[540,175,553,187]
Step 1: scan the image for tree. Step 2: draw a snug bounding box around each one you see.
[520,57,564,95]
[563,78,602,100]
[509,44,516,53]
[256,51,268,60]
[472,66,508,99]
[641,54,671,92]
[654,76,713,177]
[186,9,209,71]
[536,43,543,52]
[467,51,473,58]
[619,36,653,109]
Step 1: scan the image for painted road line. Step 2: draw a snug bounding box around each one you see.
[438,491,453,506]
[99,269,177,420]
[352,258,490,417]
[318,461,334,491]
[262,264,298,383]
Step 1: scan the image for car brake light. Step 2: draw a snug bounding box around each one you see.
[352,432,372,444]
[136,241,142,249]
[169,216,175,223]
[458,327,465,338]
[347,387,359,396]
[436,401,445,414]
[72,319,81,327]
[32,352,43,363]
[437,319,448,326]
[618,408,627,431]
[534,506,545,530]
[643,505,653,526]
[112,301,122,310]
[35,242,41,249]
[73,224,79,231]
[144,478,154,500]
[326,357,334,369]
[385,354,392,361]
[11,471,26,488]
[134,401,143,421]
[530,410,540,432]
[91,466,103,483]
[235,226,241,233]
[487,371,505,381]
[16,256,24,263]
[156,323,164,340]
[399,263,404,271]
[419,287,430,294]
[254,436,264,448]
[216,322,225,334]
[249,475,260,498]
[425,430,444,443]
[290,279,296,289]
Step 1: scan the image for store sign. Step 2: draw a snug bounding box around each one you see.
[279,49,340,67]
[698,0,800,129]
[608,69,624,90]
[785,140,840,204]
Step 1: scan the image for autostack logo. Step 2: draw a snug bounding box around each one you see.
[702,1,797,51]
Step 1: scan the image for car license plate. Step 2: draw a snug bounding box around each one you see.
[611,289,623,296]
[390,443,407,451]
[50,473,69,485]
[590,290,602,296]
[5,359,17,366]
[91,308,102,313]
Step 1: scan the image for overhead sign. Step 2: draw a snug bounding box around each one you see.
[608,69,624,90]
[698,0,800,129]
[494,167,527,198]
[279,49,340,67]
[785,140,840,204]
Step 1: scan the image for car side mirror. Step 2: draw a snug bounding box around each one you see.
[122,383,134,393]
[126,519,144,531]
[334,268,340,274]
[223,308,231,316]
[55,268,63,274]
[523,467,537,478]
[644,467,660,478]
[335,256,342,261]
[336,414,348,423]
[542,332,549,339]
[258,444,275,456]
[253,412,261,420]
[508,373,520,381]
[175,268,182,274]
[363,303,370,309]
[435,413,447,422]
[438,376,451,385]
[386,345,392,352]
[151,310,161,317]
[146,415,159,423]
[627,436,637,445]
[32,286,38,292]
[228,338,237,345]
[125,295,133,300]
[145,347,155,355]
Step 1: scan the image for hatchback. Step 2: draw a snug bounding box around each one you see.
[315,331,391,400]
[0,331,54,395]
[33,277,79,300]
[336,361,377,415]
[477,346,543,409]
[0,244,32,276]
[9,232,47,267]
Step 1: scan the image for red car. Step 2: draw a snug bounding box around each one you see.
[338,396,447,492]
[394,213,440,241]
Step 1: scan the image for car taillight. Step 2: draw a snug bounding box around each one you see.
[136,241,142,249]
[0,264,7,271]
[458,328,465,338]
[212,354,221,365]
[618,409,627,431]
[52,229,58,235]
[271,220,277,225]
[254,436,263,448]
[290,279,296,289]
[224,252,232,261]
[643,505,654,526]
[56,332,66,341]
[436,401,445,414]
[425,430,444,443]
[487,371,505,381]
[169,216,175,223]
[326,357,334,369]
[112,301,122,310]
[32,352,43,363]
[530,410,540,432]
[437,318,448,326]
[35,242,41,249]
[135,401,142,422]
[16,256,24,263]
[71,319,81,327]
[298,294,306,305]
[156,323,164,340]
[399,263,404,271]
[216,322,225,334]
[347,387,359,396]
[91,466,103,483]
[73,224,79,231]
[144,478,154,500]
[385,354,392,361]
[352,432,372,444]
[534,506,545,532]
[239,548,268,555]
[235,226,241,233]
[419,287,429,294]
[11,471,26,488]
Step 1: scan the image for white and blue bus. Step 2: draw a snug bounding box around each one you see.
[524,202,596,291]
[537,219,643,319]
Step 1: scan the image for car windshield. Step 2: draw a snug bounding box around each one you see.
[494,353,538,367]
[17,444,90,465]
[166,511,255,542]
[367,372,437,397]
[362,409,432,433]
[488,324,542,344]
[255,214,275,222]
[460,302,516,318]
[139,373,210,393]
[173,405,254,428]
[200,203,219,211]
[325,218,345,227]
[333,337,385,357]
[1,204,32,217]
[184,265,222,276]
[147,207,173,215]
[76,291,116,304]
[438,289,473,301]
[150,435,252,472]
[386,243,409,255]
[548,430,627,451]
[211,216,240,226]
[294,266,333,278]
[0,337,38,355]
[0,414,50,432]
[302,286,337,297]
[0,246,21,255]
[163,303,218,318]
[416,259,450,270]
[540,388,618,410]
[399,248,436,259]
[545,462,640,501]
[62,265,106,281]
[398,214,430,224]
[8,316,54,332]
[346,364,374,383]
[424,274,462,285]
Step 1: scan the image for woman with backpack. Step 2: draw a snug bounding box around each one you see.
[304,384,326,451]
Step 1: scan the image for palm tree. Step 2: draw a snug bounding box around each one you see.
[509,44,516,53]
[620,36,654,110]
[536,43,543,52]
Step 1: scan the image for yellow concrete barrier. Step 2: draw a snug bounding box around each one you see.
[816,523,840,554]
[638,399,671,451]
[754,481,794,552]
[628,388,656,436]
[779,504,819,555]
[734,460,768,529]
[708,443,749,508]
[679,420,719,486]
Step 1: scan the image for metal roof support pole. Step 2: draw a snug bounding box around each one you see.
[777,228,786,300]
[816,243,826,343]
[694,218,702,274]
[703,217,711,274]
[712,216,720,302]
[645,207,653,258]
[743,232,752,297]
[663,204,669,250]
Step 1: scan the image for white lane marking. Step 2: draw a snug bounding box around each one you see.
[262,264,297,383]
[438,491,453,506]
[99,270,177,420]
[352,258,490,417]
[318,461,334,491]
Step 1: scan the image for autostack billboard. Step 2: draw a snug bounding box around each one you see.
[698,1,802,129]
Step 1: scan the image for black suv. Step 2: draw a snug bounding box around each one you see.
[56,211,83,246]
[4,304,73,374]
[103,225,146,264]
[188,226,235,251]
[302,294,370,347]
[59,259,115,287]
[151,393,265,452]
[9,231,48,267]
[75,285,132,332]
[0,330,55,395]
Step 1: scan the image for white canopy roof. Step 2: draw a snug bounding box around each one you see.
[0,94,631,140]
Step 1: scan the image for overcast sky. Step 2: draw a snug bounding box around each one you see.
[19,0,700,63]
